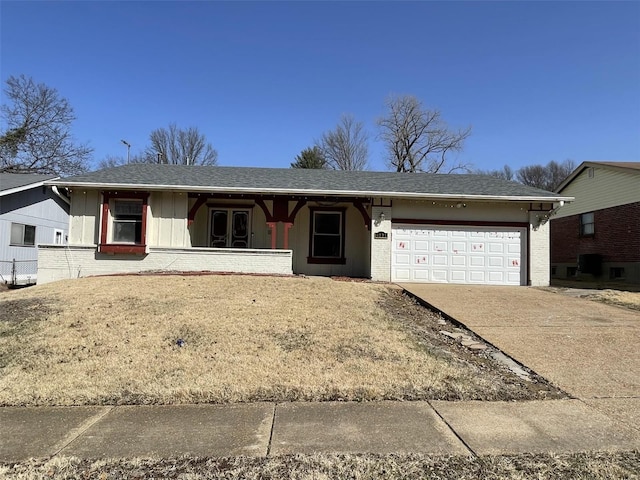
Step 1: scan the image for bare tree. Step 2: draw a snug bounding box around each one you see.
[475,165,515,181]
[145,123,218,165]
[377,95,471,173]
[291,146,328,169]
[97,153,148,170]
[317,114,368,171]
[0,75,92,175]
[516,159,575,191]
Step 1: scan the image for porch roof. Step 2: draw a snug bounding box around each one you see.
[49,164,571,202]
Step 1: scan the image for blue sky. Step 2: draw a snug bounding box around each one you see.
[1,1,639,172]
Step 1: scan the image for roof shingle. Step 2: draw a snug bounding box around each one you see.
[50,164,567,200]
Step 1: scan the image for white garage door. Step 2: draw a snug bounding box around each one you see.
[391,225,526,285]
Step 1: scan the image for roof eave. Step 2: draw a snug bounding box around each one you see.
[556,161,640,193]
[49,180,571,203]
[0,179,56,197]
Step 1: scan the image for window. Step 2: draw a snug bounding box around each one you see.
[112,200,143,243]
[54,229,65,245]
[580,212,594,236]
[10,223,36,246]
[610,267,625,280]
[99,192,149,255]
[210,209,251,248]
[308,209,346,264]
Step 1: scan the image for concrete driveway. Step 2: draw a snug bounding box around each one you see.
[400,284,640,429]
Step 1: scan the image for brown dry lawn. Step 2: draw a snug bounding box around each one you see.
[2,451,638,480]
[0,275,555,406]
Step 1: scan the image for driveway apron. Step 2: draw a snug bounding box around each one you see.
[400,284,640,430]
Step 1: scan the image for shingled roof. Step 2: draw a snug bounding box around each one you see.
[1,173,58,196]
[48,164,570,201]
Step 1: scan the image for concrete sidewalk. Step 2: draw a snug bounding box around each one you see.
[1,400,639,462]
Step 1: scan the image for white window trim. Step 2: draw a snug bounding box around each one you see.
[10,222,36,247]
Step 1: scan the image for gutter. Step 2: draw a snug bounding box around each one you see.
[51,185,71,205]
[45,180,573,203]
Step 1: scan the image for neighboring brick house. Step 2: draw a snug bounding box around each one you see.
[551,162,640,284]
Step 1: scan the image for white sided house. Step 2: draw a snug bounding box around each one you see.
[39,164,571,286]
[1,173,69,285]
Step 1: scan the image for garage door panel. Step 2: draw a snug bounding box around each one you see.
[431,270,448,282]
[469,271,486,282]
[391,224,526,285]
[394,253,410,265]
[451,255,466,266]
[394,268,411,281]
[450,270,466,282]
[488,256,504,267]
[414,255,428,265]
[414,240,429,252]
[432,255,448,266]
[413,269,430,280]
[469,256,485,267]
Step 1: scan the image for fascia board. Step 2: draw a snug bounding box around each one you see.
[0,180,51,197]
[48,180,572,203]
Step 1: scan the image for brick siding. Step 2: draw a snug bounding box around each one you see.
[551,202,640,263]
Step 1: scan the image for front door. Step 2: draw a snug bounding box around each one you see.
[210,209,251,248]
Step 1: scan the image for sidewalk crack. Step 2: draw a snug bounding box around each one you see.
[49,406,115,458]
[428,401,477,457]
[266,403,277,457]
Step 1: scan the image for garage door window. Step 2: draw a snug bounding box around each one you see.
[308,208,346,264]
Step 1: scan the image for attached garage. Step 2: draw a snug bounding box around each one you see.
[391,224,527,285]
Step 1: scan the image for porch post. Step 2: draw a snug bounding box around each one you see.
[267,222,277,249]
[283,222,293,249]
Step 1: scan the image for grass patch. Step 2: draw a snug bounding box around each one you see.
[0,275,562,406]
[1,451,638,479]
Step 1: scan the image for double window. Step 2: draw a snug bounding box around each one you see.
[580,212,594,237]
[10,223,36,247]
[210,209,251,248]
[308,208,346,264]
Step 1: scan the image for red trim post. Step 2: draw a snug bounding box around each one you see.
[100,199,110,246]
[267,222,277,249]
[283,222,293,249]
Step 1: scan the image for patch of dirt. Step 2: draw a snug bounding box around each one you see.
[378,289,568,401]
[0,297,56,369]
[541,287,640,311]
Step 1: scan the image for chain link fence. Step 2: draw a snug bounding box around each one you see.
[0,259,38,286]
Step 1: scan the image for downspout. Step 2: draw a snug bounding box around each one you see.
[51,185,71,205]
[533,200,565,230]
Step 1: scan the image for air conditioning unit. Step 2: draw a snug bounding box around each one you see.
[578,254,602,276]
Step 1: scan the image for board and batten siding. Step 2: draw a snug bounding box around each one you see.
[69,190,100,244]
[147,191,189,248]
[554,166,640,218]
